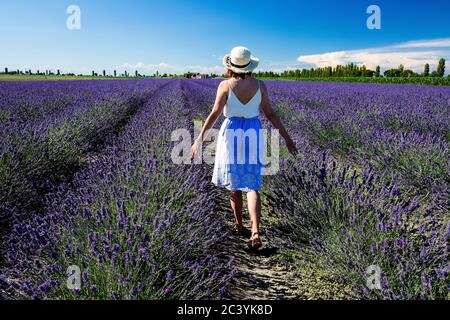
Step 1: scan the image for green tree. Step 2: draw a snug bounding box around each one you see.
[424,63,430,77]
[437,58,446,77]
[384,68,401,77]
[375,66,381,77]
[402,69,416,77]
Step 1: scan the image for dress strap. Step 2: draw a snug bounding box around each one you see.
[258,80,262,100]
[226,80,231,101]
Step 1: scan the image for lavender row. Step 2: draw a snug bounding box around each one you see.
[0,80,160,127]
[182,79,449,299]
[1,80,234,299]
[0,80,166,223]
[266,81,449,194]
[174,79,449,203]
[263,152,448,299]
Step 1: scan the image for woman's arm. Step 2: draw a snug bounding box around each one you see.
[191,81,228,159]
[260,81,298,155]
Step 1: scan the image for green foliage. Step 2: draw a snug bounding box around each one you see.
[255,63,377,78]
[424,64,430,77]
[253,58,447,82]
[437,58,446,77]
[384,66,417,78]
[384,69,401,77]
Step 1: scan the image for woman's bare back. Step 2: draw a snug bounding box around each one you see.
[227,77,260,105]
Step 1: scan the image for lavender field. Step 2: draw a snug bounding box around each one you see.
[0,79,449,300]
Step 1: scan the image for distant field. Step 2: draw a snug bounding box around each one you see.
[0,74,153,81]
[3,74,450,86]
[257,76,450,86]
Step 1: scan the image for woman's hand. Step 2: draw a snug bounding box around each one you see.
[286,139,298,156]
[191,139,201,160]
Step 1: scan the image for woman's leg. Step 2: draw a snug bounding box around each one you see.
[230,190,243,229]
[247,191,261,236]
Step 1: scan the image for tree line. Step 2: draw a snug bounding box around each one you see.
[1,68,153,78]
[0,68,219,79]
[254,58,447,78]
[1,59,446,79]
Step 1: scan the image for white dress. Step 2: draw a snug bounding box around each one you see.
[211,81,265,192]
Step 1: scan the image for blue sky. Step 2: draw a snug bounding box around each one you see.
[1,0,449,74]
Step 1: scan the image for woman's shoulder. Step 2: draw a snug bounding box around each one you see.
[219,79,230,87]
[217,79,231,93]
[257,79,267,93]
[257,78,266,87]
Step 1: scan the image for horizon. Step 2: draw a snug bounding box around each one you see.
[1,0,449,75]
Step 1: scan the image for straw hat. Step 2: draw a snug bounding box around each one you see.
[223,46,259,73]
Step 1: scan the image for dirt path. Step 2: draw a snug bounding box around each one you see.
[224,227,301,300]
[218,193,302,300]
[219,191,354,300]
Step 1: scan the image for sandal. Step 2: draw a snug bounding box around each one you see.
[248,232,262,249]
[231,224,250,237]
[231,224,242,235]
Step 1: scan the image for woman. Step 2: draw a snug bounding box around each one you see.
[191,46,297,249]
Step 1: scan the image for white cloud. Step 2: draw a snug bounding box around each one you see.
[115,62,223,75]
[297,38,450,73]
[393,38,450,49]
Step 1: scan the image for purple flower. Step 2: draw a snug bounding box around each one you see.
[166,270,174,282]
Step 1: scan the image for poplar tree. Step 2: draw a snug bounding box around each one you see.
[424,64,430,76]
[437,58,445,77]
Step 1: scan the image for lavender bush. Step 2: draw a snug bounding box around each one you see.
[0,80,166,226]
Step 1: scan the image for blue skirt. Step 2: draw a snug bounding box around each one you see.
[212,116,265,192]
